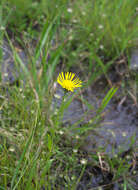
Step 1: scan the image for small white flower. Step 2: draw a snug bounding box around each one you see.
[54,94,61,99]
[99,45,104,50]
[98,25,104,29]
[122,132,127,137]
[18,133,23,137]
[4,73,8,77]
[31,110,35,114]
[73,149,78,153]
[136,7,138,11]
[67,8,73,13]
[80,158,87,165]
[132,64,137,68]
[72,19,77,23]
[82,11,86,16]
[59,130,64,135]
[22,95,26,99]
[69,35,73,40]
[9,147,15,152]
[10,128,15,132]
[71,175,76,180]
[79,53,83,57]
[0,26,5,31]
[63,98,67,102]
[40,141,44,145]
[19,88,23,92]
[75,135,80,139]
[89,119,93,124]
[126,155,130,159]
[54,109,58,115]
[90,33,94,36]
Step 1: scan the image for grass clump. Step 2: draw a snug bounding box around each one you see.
[0,0,137,189]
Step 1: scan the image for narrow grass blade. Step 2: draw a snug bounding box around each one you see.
[71,87,118,133]
[5,32,30,80]
[98,87,118,113]
[25,161,37,190]
[10,128,35,188]
[35,15,60,61]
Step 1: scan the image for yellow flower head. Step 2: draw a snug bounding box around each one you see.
[57,72,82,92]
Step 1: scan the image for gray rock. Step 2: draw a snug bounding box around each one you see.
[130,49,138,73]
[0,39,28,85]
[53,86,138,156]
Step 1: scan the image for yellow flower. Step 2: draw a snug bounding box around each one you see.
[57,72,82,92]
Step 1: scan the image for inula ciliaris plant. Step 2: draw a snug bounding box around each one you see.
[0,0,137,189]
[57,72,82,92]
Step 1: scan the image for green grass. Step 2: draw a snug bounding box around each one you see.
[0,0,138,189]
